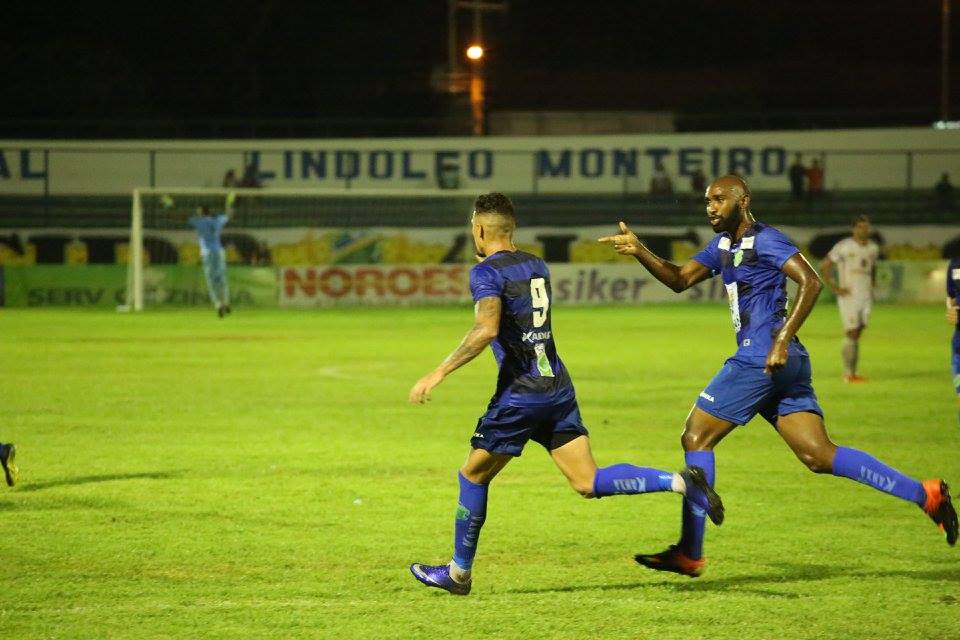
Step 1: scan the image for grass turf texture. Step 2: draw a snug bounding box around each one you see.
[1,304,958,639]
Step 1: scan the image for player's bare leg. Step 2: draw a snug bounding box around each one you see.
[776,411,957,546]
[842,326,867,382]
[636,407,736,577]
[410,448,511,595]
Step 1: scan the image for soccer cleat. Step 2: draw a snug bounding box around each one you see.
[680,465,724,525]
[217,305,226,318]
[843,374,869,383]
[634,545,705,578]
[0,443,18,487]
[922,479,958,546]
[409,563,471,595]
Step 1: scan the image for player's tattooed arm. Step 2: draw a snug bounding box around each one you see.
[598,221,711,292]
[408,296,501,403]
[766,253,823,374]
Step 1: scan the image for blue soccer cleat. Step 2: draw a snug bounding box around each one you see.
[680,465,724,525]
[0,443,18,487]
[409,563,471,595]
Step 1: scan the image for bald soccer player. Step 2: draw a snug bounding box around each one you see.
[599,175,957,577]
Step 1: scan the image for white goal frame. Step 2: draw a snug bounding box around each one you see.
[124,187,471,311]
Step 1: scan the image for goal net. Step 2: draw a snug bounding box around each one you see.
[123,187,476,311]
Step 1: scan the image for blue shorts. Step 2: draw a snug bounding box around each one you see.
[695,354,823,426]
[471,396,589,457]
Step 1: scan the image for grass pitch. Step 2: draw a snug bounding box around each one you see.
[0,303,958,639]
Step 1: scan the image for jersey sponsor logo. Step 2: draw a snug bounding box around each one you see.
[742,338,751,347]
[859,465,897,492]
[741,236,755,249]
[699,391,715,402]
[952,268,960,281]
[522,330,552,343]
[612,477,646,493]
[718,237,732,251]
[724,282,742,333]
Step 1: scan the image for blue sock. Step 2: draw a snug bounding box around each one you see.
[593,464,675,497]
[679,451,715,560]
[831,446,926,507]
[452,472,488,571]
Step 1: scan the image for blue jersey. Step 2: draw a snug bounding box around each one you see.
[188,213,229,256]
[947,258,960,306]
[470,250,575,407]
[692,222,807,358]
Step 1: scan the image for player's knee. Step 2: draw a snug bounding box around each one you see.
[796,450,833,473]
[570,476,595,498]
[681,427,711,452]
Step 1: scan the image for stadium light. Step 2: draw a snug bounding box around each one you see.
[466,44,484,61]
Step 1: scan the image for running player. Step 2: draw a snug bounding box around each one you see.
[598,175,957,577]
[819,215,880,382]
[945,256,960,424]
[407,193,723,595]
[0,442,17,487]
[187,192,235,318]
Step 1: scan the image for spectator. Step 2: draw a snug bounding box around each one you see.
[690,168,707,194]
[239,163,262,188]
[936,173,955,210]
[650,163,674,197]
[806,159,824,199]
[222,168,238,188]
[788,154,806,201]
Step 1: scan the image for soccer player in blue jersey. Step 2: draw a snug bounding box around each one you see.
[407,192,724,595]
[599,175,958,577]
[0,442,17,487]
[188,194,234,318]
[945,257,960,423]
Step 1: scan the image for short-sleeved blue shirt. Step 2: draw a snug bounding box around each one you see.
[692,222,807,358]
[188,213,229,256]
[470,250,574,407]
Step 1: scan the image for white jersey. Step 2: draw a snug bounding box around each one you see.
[827,237,879,297]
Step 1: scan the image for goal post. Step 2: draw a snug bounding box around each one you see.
[123,187,476,311]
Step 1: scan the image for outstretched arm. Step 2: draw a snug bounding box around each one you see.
[598,221,712,292]
[409,296,501,403]
[765,253,823,374]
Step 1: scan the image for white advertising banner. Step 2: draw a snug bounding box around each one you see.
[1,127,958,195]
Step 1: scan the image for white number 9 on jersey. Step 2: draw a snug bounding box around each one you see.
[530,277,549,328]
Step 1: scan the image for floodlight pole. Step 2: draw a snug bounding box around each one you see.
[943,0,952,121]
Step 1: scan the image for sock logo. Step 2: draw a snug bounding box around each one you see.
[456,504,471,521]
[859,465,897,492]
[612,477,646,494]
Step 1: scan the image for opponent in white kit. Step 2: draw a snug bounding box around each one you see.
[819,215,880,383]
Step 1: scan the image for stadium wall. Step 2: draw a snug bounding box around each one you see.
[0,260,946,308]
[1,128,958,195]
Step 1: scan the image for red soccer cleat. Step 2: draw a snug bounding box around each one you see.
[922,479,959,546]
[634,545,705,578]
[843,374,869,383]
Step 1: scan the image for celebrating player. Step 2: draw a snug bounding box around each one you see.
[598,175,957,577]
[945,257,960,424]
[407,193,723,595]
[0,442,17,487]
[819,215,880,382]
[187,192,235,318]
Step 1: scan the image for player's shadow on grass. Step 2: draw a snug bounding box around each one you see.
[15,471,181,493]
[506,562,960,597]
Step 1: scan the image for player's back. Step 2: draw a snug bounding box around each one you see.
[469,250,574,406]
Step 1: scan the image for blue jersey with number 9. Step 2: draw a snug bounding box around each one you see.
[470,250,575,407]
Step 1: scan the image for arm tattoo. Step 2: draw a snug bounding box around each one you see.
[439,297,501,374]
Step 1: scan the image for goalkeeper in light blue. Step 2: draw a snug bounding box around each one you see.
[188,192,235,317]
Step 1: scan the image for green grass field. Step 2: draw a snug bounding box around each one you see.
[1,303,959,639]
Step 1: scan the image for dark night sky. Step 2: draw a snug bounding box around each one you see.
[2,1,955,124]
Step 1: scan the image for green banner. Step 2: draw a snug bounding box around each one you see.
[2,265,277,308]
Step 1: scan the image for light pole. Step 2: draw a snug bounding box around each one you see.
[467,45,485,135]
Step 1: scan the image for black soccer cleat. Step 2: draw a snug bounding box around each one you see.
[680,465,724,525]
[635,545,705,578]
[923,479,958,546]
[0,443,18,487]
